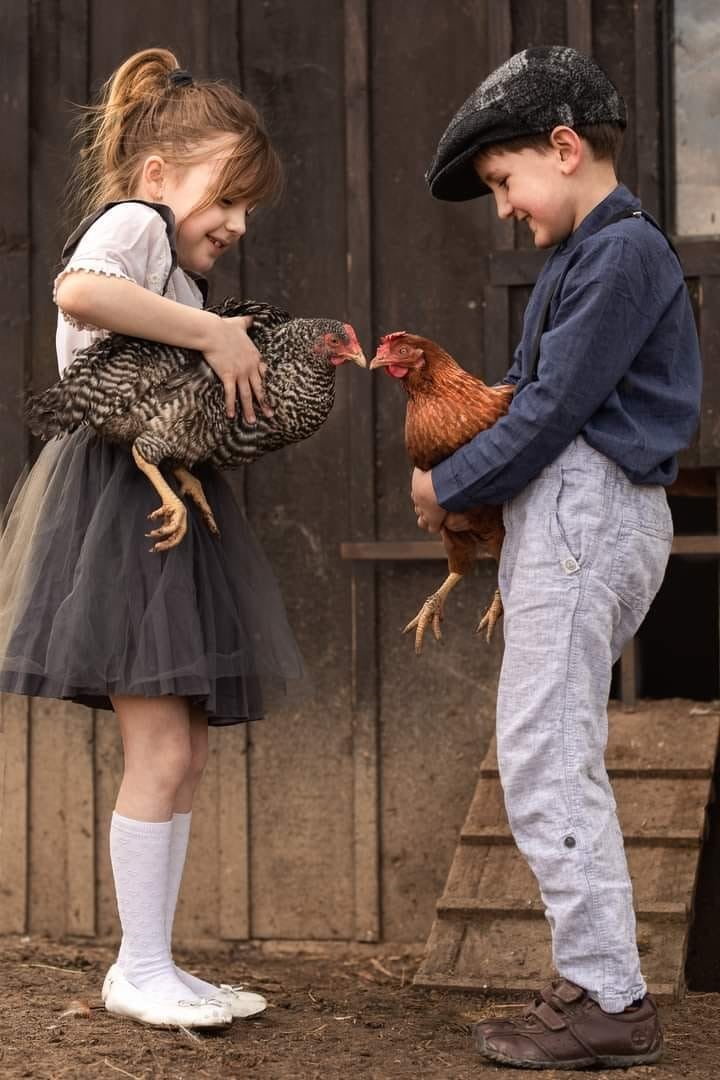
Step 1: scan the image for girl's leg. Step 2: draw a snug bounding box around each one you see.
[174,706,210,813]
[111,694,201,1001]
[165,707,209,956]
[165,709,223,996]
[115,694,194,820]
[165,712,267,1016]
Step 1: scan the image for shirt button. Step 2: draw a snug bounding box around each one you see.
[564,836,576,849]
[563,557,579,573]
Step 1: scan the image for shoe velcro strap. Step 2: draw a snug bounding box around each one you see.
[530,1001,568,1031]
[553,980,586,1004]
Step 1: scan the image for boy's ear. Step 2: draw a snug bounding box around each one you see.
[549,125,583,175]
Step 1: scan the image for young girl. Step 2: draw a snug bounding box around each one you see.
[0,48,304,1029]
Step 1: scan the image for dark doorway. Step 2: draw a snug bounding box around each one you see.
[611,493,719,701]
[640,494,719,701]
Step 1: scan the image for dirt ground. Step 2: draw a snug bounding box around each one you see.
[1,937,719,1080]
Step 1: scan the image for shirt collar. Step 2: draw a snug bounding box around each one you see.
[558,183,641,255]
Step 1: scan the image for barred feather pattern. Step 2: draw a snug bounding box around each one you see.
[26,299,346,469]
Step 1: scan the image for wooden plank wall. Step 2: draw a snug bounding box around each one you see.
[371,0,503,944]
[0,0,31,937]
[0,0,705,945]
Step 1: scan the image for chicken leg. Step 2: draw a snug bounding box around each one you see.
[133,445,187,552]
[475,588,503,642]
[172,467,220,537]
[403,571,462,655]
[475,529,504,642]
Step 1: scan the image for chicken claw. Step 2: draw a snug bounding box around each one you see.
[145,498,188,552]
[173,467,220,537]
[131,445,188,552]
[403,571,463,655]
[403,594,446,654]
[475,588,503,643]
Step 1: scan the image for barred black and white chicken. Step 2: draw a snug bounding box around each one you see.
[26,298,366,550]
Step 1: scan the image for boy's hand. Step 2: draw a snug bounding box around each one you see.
[411,467,447,533]
[202,314,273,424]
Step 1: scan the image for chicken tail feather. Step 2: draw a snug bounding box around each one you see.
[25,381,90,438]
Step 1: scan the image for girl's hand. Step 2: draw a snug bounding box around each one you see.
[202,314,273,424]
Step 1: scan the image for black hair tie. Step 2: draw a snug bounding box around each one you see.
[169,69,193,87]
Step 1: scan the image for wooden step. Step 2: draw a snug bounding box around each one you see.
[443,842,700,911]
[417,911,686,1004]
[460,824,702,847]
[460,775,711,850]
[479,704,720,779]
[415,700,720,1004]
[436,896,688,921]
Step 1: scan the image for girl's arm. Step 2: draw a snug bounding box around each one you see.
[56,272,269,423]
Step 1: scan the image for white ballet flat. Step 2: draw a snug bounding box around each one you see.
[102,965,232,1028]
[101,963,119,1003]
[213,984,267,1019]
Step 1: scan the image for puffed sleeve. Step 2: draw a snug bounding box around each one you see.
[54,202,173,330]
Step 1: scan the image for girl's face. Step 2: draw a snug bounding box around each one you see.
[144,135,252,273]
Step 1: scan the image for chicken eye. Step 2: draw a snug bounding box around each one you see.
[329,335,340,346]
[399,346,408,356]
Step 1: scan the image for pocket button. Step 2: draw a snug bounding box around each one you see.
[563,557,579,574]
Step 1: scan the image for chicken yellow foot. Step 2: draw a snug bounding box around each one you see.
[403,571,462,655]
[475,587,503,643]
[132,445,187,553]
[173,467,220,537]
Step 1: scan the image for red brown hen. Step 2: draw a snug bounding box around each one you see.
[370,331,513,653]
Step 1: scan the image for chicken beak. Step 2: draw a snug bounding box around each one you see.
[340,324,367,367]
[369,353,389,370]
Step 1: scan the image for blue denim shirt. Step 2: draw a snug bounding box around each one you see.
[432,185,702,511]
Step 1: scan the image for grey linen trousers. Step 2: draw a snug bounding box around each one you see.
[496,436,673,1012]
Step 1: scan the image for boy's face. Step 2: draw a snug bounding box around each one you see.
[474,146,577,248]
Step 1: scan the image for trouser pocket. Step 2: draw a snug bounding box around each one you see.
[609,522,672,611]
[549,465,607,574]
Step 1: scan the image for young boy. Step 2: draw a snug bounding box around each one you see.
[412,47,702,1070]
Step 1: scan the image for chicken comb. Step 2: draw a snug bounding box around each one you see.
[380,331,409,343]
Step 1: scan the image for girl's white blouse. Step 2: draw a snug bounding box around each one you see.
[54,201,204,376]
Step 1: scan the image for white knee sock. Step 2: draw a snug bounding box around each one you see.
[111,812,200,1001]
[165,811,223,999]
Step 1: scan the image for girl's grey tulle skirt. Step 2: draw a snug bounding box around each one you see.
[0,429,305,724]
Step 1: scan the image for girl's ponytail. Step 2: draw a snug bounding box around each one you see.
[67,48,180,223]
[98,48,178,175]
[65,47,282,226]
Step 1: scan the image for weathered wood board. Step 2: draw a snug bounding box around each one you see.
[414,700,720,1002]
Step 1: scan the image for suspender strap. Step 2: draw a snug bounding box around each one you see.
[60,200,179,295]
[60,199,210,305]
[527,207,680,382]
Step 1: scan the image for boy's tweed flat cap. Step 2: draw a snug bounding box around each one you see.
[426,45,626,201]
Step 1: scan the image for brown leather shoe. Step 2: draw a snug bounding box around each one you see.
[473,979,663,1070]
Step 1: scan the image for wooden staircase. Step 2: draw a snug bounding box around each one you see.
[414,700,720,1003]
